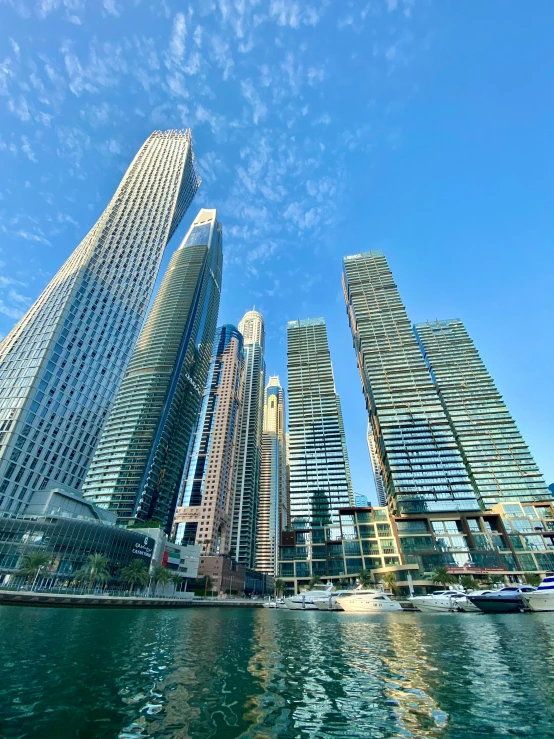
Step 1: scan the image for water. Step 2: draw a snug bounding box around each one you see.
[0,607,553,739]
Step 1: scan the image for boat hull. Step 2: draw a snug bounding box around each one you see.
[340,601,402,613]
[522,593,554,612]
[468,596,524,614]
[409,596,465,613]
[284,598,319,610]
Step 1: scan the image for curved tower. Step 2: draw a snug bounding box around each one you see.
[0,130,200,514]
[82,209,222,531]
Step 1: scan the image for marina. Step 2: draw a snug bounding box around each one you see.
[1,604,553,738]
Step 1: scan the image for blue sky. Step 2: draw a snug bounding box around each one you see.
[0,0,553,501]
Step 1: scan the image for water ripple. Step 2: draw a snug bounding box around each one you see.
[0,607,553,738]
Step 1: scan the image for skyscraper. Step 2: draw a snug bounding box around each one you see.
[0,130,199,515]
[415,319,550,507]
[173,325,244,554]
[230,310,265,567]
[82,209,222,531]
[342,251,480,514]
[287,318,354,529]
[255,375,287,576]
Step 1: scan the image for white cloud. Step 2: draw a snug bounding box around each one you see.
[20,135,37,162]
[103,0,119,17]
[241,79,267,124]
[169,12,186,62]
[7,95,30,121]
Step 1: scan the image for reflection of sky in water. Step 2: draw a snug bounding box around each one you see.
[1,608,554,738]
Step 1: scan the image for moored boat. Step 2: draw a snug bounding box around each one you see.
[338,589,402,613]
[409,590,468,613]
[284,582,335,610]
[468,585,536,614]
[521,576,554,612]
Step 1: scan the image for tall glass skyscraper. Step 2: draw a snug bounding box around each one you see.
[342,252,480,514]
[0,130,199,514]
[230,310,265,567]
[415,319,550,507]
[255,375,287,576]
[82,209,222,531]
[287,318,354,528]
[173,325,244,555]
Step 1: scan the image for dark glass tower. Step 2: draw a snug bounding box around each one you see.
[343,251,480,515]
[82,209,222,531]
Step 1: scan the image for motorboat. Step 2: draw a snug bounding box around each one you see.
[521,576,554,612]
[263,597,286,609]
[409,590,469,613]
[468,585,536,614]
[457,590,495,612]
[337,589,402,613]
[314,589,356,611]
[284,582,335,610]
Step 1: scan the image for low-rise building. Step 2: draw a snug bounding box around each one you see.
[132,527,200,586]
[197,554,274,596]
[279,503,554,595]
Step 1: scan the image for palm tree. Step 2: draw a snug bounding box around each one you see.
[382,572,397,593]
[150,564,171,596]
[274,579,285,597]
[308,574,322,590]
[459,574,477,591]
[119,559,149,594]
[524,573,541,587]
[203,575,214,597]
[431,566,457,588]
[170,572,183,595]
[357,569,373,588]
[17,551,51,590]
[74,554,110,591]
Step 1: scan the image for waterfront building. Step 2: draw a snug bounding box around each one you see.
[342,252,480,515]
[415,319,551,507]
[355,494,369,507]
[196,553,274,596]
[0,130,200,515]
[278,499,554,595]
[230,311,265,567]
[0,494,156,587]
[173,325,244,555]
[254,376,287,576]
[132,527,200,587]
[82,209,222,532]
[287,318,354,530]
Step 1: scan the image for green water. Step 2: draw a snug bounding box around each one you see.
[0,607,553,739]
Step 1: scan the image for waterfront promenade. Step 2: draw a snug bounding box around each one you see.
[0,589,265,608]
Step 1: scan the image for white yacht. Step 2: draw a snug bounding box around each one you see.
[338,589,403,613]
[314,590,356,611]
[521,576,554,612]
[457,590,494,612]
[409,589,469,613]
[284,582,335,610]
[263,597,286,609]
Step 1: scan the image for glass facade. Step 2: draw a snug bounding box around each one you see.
[279,501,554,594]
[342,252,480,515]
[0,130,200,515]
[287,318,354,529]
[82,209,222,532]
[174,325,244,556]
[230,311,265,568]
[415,319,550,507]
[0,515,155,583]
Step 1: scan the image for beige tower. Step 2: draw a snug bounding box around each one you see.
[255,375,287,576]
[173,325,244,555]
